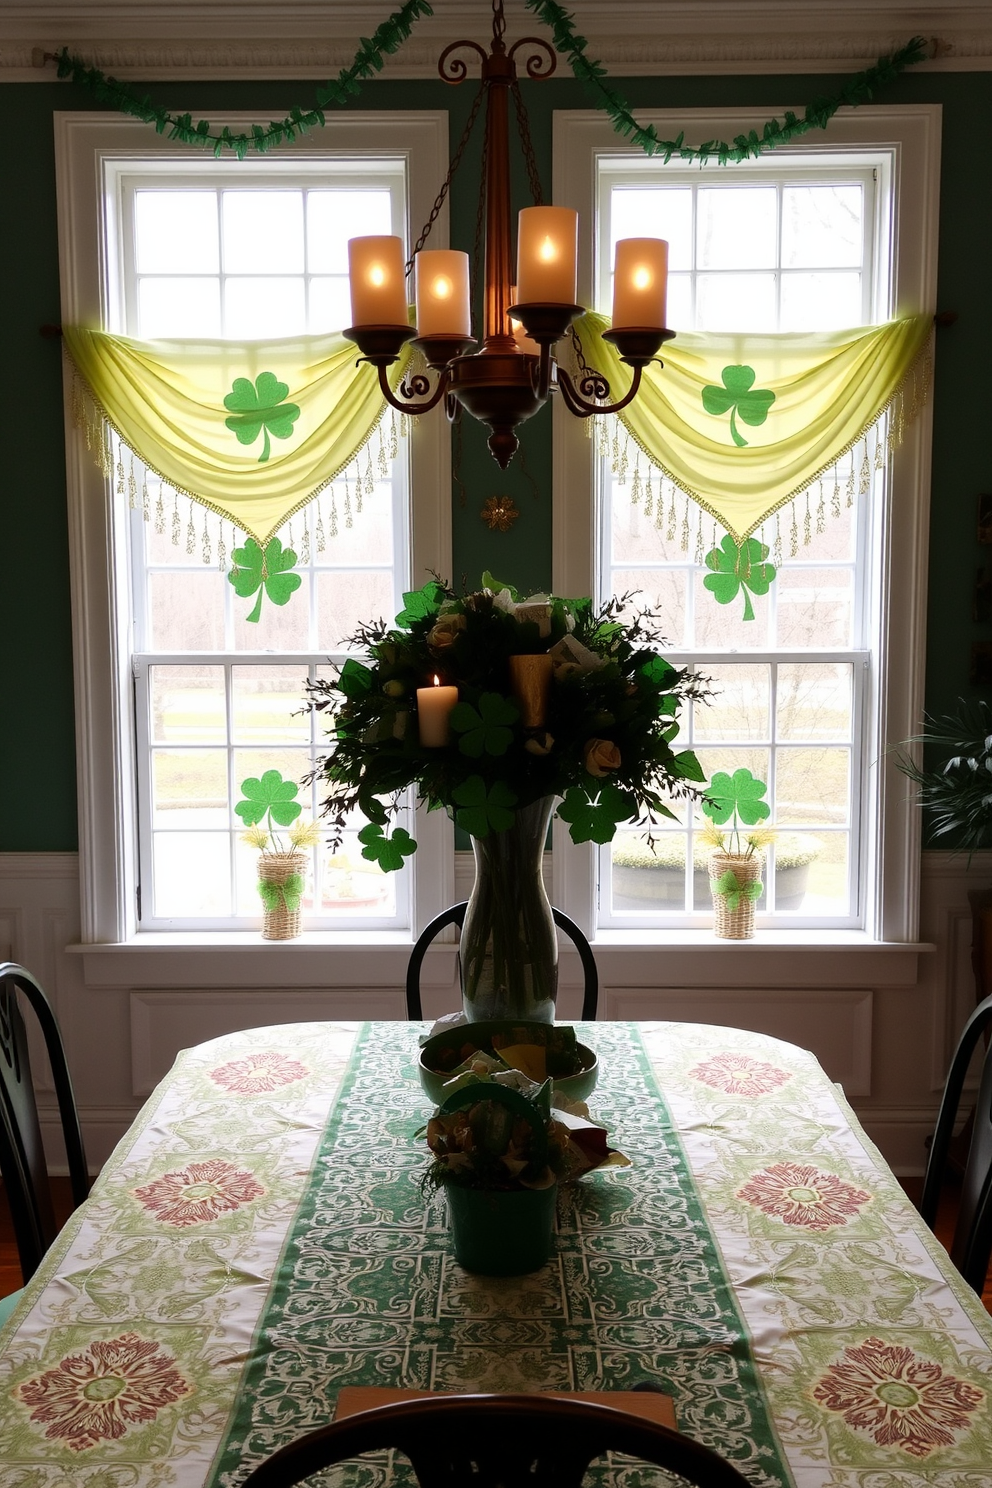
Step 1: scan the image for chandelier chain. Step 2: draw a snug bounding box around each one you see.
[492,0,507,46]
[406,80,487,275]
[511,80,545,206]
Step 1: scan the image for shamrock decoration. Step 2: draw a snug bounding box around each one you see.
[357,822,417,873]
[712,868,763,911]
[224,372,300,463]
[450,693,519,758]
[703,535,776,622]
[395,581,447,630]
[235,770,302,831]
[229,536,302,623]
[702,768,770,829]
[557,783,636,845]
[452,777,517,838]
[702,365,775,448]
[258,873,305,914]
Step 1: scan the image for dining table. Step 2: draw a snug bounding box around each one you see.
[0,1018,990,1487]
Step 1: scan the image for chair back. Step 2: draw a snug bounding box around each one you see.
[921,989,992,1293]
[406,903,598,1021]
[0,964,89,1283]
[239,1393,752,1488]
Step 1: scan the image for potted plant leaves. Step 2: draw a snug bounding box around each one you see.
[894,698,992,855]
[236,770,321,939]
[700,768,775,939]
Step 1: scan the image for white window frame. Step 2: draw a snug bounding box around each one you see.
[551,106,940,948]
[55,112,454,946]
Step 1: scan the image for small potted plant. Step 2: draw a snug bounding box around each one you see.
[700,768,775,939]
[236,770,321,940]
[894,698,992,855]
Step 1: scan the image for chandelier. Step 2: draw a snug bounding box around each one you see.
[343,0,672,468]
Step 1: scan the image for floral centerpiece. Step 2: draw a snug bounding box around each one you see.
[308,575,707,1018]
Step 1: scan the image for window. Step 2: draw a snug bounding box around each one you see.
[56,114,453,943]
[552,109,939,943]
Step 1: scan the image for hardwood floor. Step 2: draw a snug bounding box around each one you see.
[0,1177,989,1314]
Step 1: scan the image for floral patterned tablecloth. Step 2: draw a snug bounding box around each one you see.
[0,1019,990,1488]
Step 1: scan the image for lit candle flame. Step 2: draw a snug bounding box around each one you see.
[369,264,386,287]
[633,266,652,290]
[539,234,557,263]
[431,275,452,299]
[433,674,440,686]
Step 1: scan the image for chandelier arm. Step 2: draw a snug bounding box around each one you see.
[372,362,451,417]
[437,39,488,82]
[556,363,644,418]
[507,36,557,78]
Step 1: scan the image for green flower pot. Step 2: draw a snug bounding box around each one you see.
[445,1183,557,1275]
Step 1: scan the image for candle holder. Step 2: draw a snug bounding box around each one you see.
[411,333,477,370]
[556,328,676,419]
[602,326,676,368]
[344,324,416,366]
[507,302,584,347]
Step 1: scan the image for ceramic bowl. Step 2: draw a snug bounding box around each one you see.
[418,1020,599,1106]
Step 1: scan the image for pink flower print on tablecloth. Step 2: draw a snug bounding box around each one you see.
[813,1337,984,1458]
[689,1051,792,1096]
[208,1050,308,1094]
[737,1161,871,1231]
[133,1158,264,1227]
[16,1333,190,1452]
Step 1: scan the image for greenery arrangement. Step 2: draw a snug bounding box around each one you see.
[895,699,992,854]
[49,9,928,164]
[307,576,708,866]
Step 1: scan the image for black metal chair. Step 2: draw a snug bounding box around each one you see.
[239,1393,752,1488]
[406,902,598,1021]
[920,990,992,1294]
[0,963,90,1286]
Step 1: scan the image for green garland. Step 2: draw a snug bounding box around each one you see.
[524,0,929,163]
[51,0,929,164]
[52,0,434,159]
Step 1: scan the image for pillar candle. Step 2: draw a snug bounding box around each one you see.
[611,238,669,329]
[508,653,553,728]
[415,250,471,336]
[516,207,578,305]
[348,235,408,326]
[416,676,459,747]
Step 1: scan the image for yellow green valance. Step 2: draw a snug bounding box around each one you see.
[63,325,413,547]
[576,311,933,544]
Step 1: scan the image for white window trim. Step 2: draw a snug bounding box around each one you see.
[551,105,940,949]
[55,111,454,947]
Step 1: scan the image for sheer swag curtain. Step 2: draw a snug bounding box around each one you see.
[65,313,931,559]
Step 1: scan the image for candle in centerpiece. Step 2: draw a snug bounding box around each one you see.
[516,206,578,305]
[416,675,459,747]
[508,654,553,728]
[348,235,408,326]
[415,250,471,337]
[612,238,669,329]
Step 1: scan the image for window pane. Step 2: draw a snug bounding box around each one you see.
[222,191,304,273]
[314,488,395,565]
[698,188,777,269]
[323,835,396,915]
[774,831,849,915]
[138,278,221,338]
[307,190,392,273]
[780,272,862,331]
[152,749,229,828]
[316,571,396,651]
[777,663,853,742]
[309,276,352,333]
[135,191,219,273]
[610,831,691,911]
[694,747,771,796]
[696,274,776,332]
[611,188,692,271]
[782,186,863,267]
[232,578,311,652]
[775,567,853,648]
[153,833,231,916]
[232,666,310,745]
[694,568,773,648]
[776,748,850,825]
[143,497,225,566]
[149,572,225,651]
[694,664,770,741]
[666,274,692,329]
[151,665,226,745]
[610,566,686,648]
[224,277,307,338]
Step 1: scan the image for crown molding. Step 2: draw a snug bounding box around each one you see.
[2,3,991,80]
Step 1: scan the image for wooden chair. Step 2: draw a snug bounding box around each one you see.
[920,989,992,1293]
[239,1393,752,1488]
[406,902,598,1021]
[0,963,90,1288]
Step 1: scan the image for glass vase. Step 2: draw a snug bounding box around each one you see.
[460,796,558,1024]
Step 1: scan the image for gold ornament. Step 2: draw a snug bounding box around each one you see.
[480,495,519,532]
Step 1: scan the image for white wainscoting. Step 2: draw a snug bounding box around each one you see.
[1,850,989,1173]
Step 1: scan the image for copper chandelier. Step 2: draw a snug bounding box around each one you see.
[343,0,672,468]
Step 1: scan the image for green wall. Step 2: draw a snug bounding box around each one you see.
[1,67,989,851]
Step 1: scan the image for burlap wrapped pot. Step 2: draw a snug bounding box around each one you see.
[258,850,308,940]
[708,851,763,940]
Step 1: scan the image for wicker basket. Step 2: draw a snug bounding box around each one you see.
[258,851,308,941]
[708,851,763,940]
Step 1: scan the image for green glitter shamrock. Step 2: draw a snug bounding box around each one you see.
[702,365,775,447]
[703,535,776,622]
[228,536,302,623]
[224,372,300,462]
[357,822,417,872]
[235,770,302,831]
[557,782,636,845]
